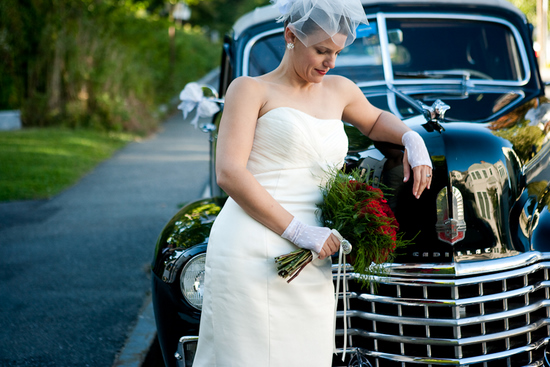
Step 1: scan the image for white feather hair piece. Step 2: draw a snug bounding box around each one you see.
[271,0,368,48]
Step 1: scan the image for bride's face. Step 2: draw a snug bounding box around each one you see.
[287,31,346,83]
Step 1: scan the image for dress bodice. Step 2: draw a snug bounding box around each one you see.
[247,107,348,176]
[246,107,349,211]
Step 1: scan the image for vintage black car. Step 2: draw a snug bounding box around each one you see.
[151,0,550,366]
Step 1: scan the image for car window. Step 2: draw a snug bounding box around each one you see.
[387,18,526,82]
[246,20,383,83]
[248,33,286,77]
[334,22,384,82]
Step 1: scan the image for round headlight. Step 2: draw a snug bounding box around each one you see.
[180,253,206,310]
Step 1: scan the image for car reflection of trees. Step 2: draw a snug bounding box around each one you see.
[490,97,550,164]
[165,203,221,250]
[447,158,523,259]
[465,161,507,245]
[523,180,550,236]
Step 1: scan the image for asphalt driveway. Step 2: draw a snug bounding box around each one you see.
[0,111,210,366]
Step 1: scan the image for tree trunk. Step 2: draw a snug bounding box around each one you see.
[48,30,64,113]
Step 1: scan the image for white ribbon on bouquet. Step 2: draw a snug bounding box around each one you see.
[331,228,352,361]
[177,82,220,129]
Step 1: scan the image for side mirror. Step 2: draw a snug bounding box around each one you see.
[200,84,221,99]
[178,82,225,132]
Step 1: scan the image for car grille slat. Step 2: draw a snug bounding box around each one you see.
[335,319,549,345]
[333,262,550,366]
[336,337,550,365]
[356,282,550,306]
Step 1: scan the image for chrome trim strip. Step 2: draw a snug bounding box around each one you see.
[367,263,550,286]
[342,337,550,365]
[385,89,403,119]
[384,252,550,277]
[336,318,549,346]
[333,257,550,284]
[354,281,550,307]
[338,299,550,327]
[175,336,198,367]
[392,79,528,87]
[374,85,526,96]
[355,80,388,88]
[377,12,394,84]
[524,136,550,183]
[242,27,283,77]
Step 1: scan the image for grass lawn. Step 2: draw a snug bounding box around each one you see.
[0,128,135,202]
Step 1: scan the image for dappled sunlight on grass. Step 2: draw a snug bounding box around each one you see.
[0,128,135,201]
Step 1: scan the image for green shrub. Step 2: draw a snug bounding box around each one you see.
[0,1,220,134]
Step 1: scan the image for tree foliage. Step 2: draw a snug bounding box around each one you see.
[0,0,219,132]
[508,0,537,24]
[507,0,550,31]
[184,0,270,35]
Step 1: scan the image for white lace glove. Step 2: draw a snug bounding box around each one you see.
[281,217,331,254]
[402,131,432,169]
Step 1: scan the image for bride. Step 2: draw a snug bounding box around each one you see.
[192,0,432,366]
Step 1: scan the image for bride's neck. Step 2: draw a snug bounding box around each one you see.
[269,56,319,90]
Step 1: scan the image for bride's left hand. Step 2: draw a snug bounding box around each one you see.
[403,149,432,199]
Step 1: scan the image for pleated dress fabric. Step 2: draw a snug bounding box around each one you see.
[192,107,349,367]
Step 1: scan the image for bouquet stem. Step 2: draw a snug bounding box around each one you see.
[274,249,313,283]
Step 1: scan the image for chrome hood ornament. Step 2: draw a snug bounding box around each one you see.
[387,85,450,133]
[435,186,467,245]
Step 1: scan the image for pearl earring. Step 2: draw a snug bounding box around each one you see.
[286,43,294,50]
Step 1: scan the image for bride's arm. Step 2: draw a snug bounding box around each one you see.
[215,77,292,234]
[338,77,432,199]
[215,77,340,258]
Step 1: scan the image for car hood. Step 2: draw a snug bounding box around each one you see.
[421,90,526,123]
[351,87,550,263]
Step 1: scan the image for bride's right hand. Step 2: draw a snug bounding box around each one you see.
[318,233,340,260]
[281,218,340,259]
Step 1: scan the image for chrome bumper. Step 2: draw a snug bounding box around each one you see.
[334,252,550,366]
[175,336,198,367]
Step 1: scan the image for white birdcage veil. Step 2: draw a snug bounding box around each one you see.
[272,0,368,48]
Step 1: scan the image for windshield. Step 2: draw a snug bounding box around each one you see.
[245,17,525,84]
[388,18,526,82]
[334,22,384,82]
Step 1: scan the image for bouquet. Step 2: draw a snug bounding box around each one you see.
[275,167,411,286]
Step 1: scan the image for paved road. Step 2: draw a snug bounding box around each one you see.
[0,112,210,366]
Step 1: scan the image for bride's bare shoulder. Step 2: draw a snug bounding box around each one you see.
[324,75,362,102]
[325,75,357,90]
[225,77,267,114]
[227,76,266,95]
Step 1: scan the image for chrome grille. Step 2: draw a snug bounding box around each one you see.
[333,259,550,366]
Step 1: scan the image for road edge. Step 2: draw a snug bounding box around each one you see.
[112,295,157,367]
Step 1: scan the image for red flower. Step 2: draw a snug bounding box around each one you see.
[276,168,412,288]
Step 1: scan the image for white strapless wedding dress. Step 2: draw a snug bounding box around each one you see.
[192,107,349,367]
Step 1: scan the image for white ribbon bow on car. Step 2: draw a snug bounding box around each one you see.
[177,82,220,129]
